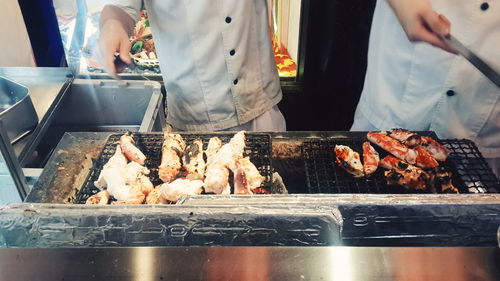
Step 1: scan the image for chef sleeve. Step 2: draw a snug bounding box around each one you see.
[103,0,142,22]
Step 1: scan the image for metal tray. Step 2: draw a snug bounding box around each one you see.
[73,132,273,204]
[0,76,38,144]
[302,136,499,194]
[24,79,165,168]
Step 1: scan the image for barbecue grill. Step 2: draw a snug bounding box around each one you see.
[74,132,274,204]
[1,2,500,250]
[302,138,498,194]
[1,131,495,248]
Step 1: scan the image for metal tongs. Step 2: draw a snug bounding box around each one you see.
[441,34,500,88]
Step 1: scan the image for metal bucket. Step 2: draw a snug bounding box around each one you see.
[0,76,38,144]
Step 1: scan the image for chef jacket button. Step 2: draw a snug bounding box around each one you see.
[446,90,455,97]
[229,49,236,56]
[225,17,232,23]
[480,2,489,11]
[233,79,239,85]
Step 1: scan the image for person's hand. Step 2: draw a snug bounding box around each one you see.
[387,0,456,53]
[98,19,131,78]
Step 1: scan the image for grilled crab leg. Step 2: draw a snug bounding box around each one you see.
[367,132,417,164]
[159,134,186,183]
[234,157,265,195]
[204,132,246,194]
[362,141,379,176]
[120,133,146,165]
[334,145,365,178]
[379,155,407,170]
[387,129,423,147]
[183,139,206,181]
[86,190,111,205]
[384,163,431,191]
[414,145,439,168]
[421,136,451,162]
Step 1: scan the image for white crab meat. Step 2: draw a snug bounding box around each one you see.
[159,179,204,203]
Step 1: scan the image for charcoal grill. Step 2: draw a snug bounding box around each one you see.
[302,137,499,194]
[73,132,273,204]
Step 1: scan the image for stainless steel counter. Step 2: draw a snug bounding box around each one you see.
[0,247,498,281]
[0,67,71,162]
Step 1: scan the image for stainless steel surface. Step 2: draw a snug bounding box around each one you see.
[22,132,500,247]
[443,35,500,88]
[0,67,72,162]
[50,79,162,132]
[0,120,28,204]
[0,76,38,144]
[0,203,342,247]
[23,79,165,169]
[0,247,498,281]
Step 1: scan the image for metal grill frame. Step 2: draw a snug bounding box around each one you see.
[73,132,273,204]
[302,138,499,194]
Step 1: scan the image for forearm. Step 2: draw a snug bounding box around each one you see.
[100,5,136,36]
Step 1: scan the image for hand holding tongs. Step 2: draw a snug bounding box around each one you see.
[440,34,500,89]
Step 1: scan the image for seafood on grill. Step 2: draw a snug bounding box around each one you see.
[421,136,451,162]
[85,190,111,205]
[183,139,206,181]
[124,162,154,196]
[159,134,186,183]
[431,167,459,193]
[333,142,379,178]
[145,186,162,204]
[386,129,450,163]
[205,137,222,161]
[380,155,407,170]
[334,130,457,193]
[93,145,147,204]
[234,157,265,194]
[204,162,231,194]
[90,131,267,204]
[384,164,431,190]
[387,129,423,147]
[204,131,247,194]
[375,130,455,192]
[120,133,146,165]
[159,178,204,203]
[414,145,439,168]
[380,154,457,192]
[203,136,229,194]
[362,141,379,176]
[367,131,417,164]
[334,145,365,178]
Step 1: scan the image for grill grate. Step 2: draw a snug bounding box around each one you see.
[73,133,273,204]
[302,138,499,194]
[441,140,499,193]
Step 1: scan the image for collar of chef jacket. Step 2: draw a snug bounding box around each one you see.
[114,0,282,131]
[357,0,500,158]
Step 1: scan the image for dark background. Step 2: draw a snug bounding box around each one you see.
[280,0,377,131]
[19,0,377,131]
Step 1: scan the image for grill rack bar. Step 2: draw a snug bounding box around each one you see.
[73,132,273,204]
[302,138,499,194]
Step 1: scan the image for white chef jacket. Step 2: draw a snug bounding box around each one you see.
[355,0,500,158]
[114,0,282,131]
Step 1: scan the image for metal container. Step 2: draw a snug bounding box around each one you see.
[24,79,165,168]
[51,79,163,132]
[0,76,38,144]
